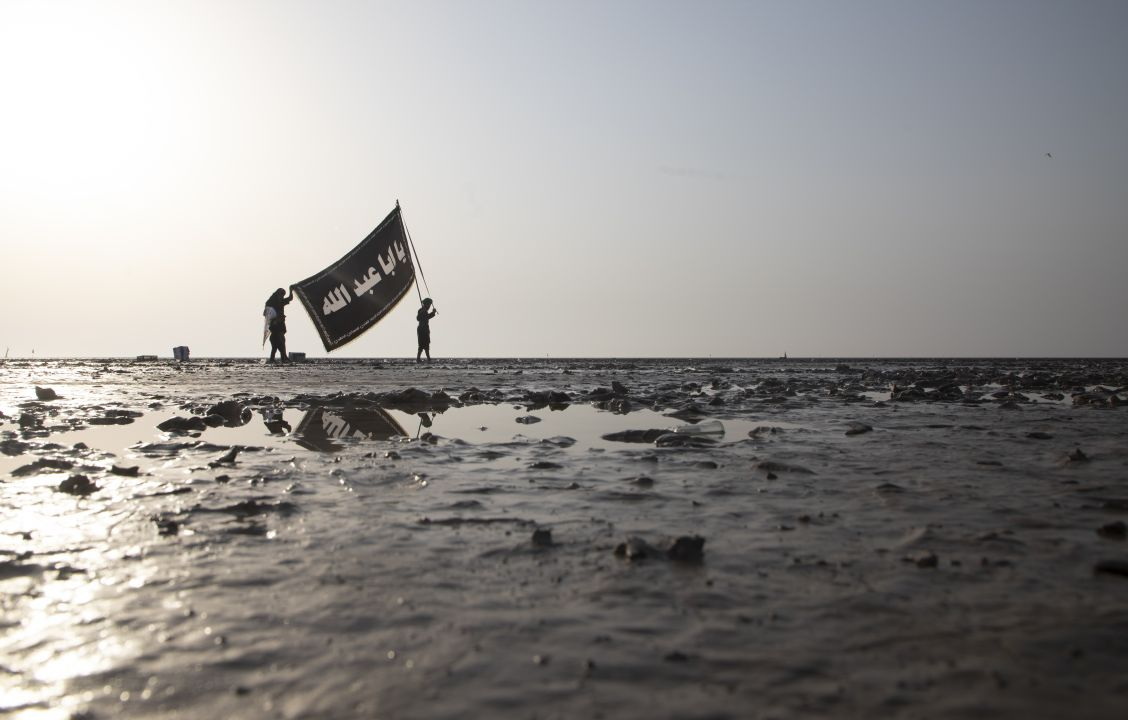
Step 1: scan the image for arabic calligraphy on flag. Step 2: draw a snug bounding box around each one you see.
[292,205,415,351]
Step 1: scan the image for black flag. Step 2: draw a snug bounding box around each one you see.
[293,205,416,351]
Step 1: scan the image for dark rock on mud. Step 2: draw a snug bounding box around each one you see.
[1097,521,1127,540]
[665,405,709,422]
[152,514,181,536]
[58,474,98,496]
[12,457,74,476]
[667,535,706,562]
[209,447,241,466]
[907,551,938,568]
[158,416,208,433]
[35,386,59,401]
[110,465,140,477]
[749,426,785,438]
[212,499,298,518]
[602,429,668,444]
[531,528,553,547]
[206,400,252,427]
[614,536,653,561]
[18,413,43,429]
[845,422,873,436]
[515,415,541,425]
[614,535,706,562]
[1094,560,1128,578]
[654,433,716,448]
[756,460,815,475]
[1,439,31,456]
[1067,448,1089,463]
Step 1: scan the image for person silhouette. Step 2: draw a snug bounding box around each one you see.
[264,287,294,363]
[416,298,437,363]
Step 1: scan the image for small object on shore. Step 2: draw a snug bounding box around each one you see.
[602,429,668,443]
[845,422,872,436]
[613,535,706,562]
[288,352,306,361]
[210,447,241,466]
[515,415,541,425]
[18,412,43,429]
[1097,521,1127,540]
[614,536,652,561]
[110,464,140,477]
[903,551,938,568]
[12,457,74,476]
[35,386,59,401]
[667,535,705,562]
[157,416,208,433]
[1094,560,1128,578]
[756,460,815,475]
[1027,432,1053,440]
[58,474,98,496]
[1068,448,1089,463]
[531,528,553,547]
[206,400,250,427]
[135,355,158,361]
[172,346,190,361]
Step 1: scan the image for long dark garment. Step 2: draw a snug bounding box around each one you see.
[416,306,436,360]
[266,294,292,362]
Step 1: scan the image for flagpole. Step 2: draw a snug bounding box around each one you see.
[399,202,434,306]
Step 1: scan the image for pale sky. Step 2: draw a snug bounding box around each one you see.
[2,0,1126,358]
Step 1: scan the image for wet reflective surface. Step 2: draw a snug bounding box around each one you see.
[2,358,1127,718]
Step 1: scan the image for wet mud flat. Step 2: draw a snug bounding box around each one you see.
[2,357,1127,719]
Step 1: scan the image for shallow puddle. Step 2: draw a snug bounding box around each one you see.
[2,403,809,477]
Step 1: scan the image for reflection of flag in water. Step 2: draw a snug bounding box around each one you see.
[293,204,416,351]
[294,406,407,452]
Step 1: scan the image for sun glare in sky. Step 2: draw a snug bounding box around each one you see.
[4,4,176,212]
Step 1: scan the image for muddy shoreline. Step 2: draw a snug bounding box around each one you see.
[2,358,1127,719]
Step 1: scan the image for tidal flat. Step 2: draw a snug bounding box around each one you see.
[2,357,1127,719]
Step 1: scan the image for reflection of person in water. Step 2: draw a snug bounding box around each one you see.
[416,298,437,363]
[264,287,294,363]
[262,409,291,435]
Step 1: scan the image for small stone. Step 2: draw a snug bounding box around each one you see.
[614,537,651,561]
[903,551,937,568]
[667,535,705,562]
[209,447,241,466]
[515,415,541,425]
[1094,560,1128,578]
[1068,448,1089,463]
[35,386,59,401]
[1097,521,1127,540]
[845,422,873,436]
[531,528,553,547]
[58,474,98,496]
[110,465,140,477]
